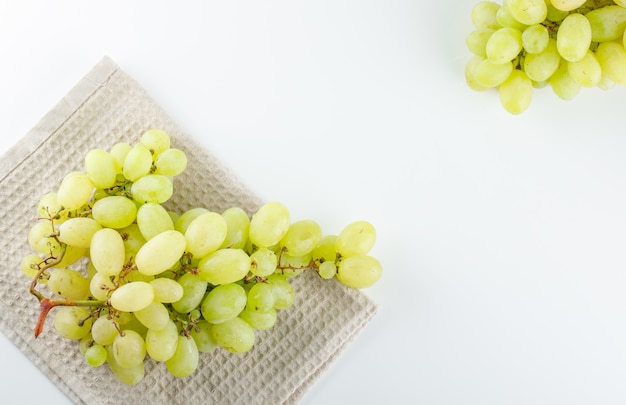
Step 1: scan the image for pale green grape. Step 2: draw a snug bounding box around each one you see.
[499,69,533,115]
[140,128,171,156]
[466,28,495,57]
[134,301,170,331]
[471,1,501,29]
[165,335,199,378]
[109,142,132,173]
[185,212,228,258]
[266,274,294,310]
[568,50,602,87]
[277,252,311,278]
[336,220,376,257]
[496,3,528,30]
[150,278,184,303]
[249,201,291,248]
[47,268,90,300]
[219,207,250,250]
[197,249,251,285]
[146,319,179,361]
[595,41,626,85]
[249,247,278,277]
[54,245,87,269]
[616,0,626,7]
[58,217,102,248]
[37,192,65,221]
[90,228,125,277]
[57,172,94,211]
[136,202,175,241]
[549,0,587,12]
[79,335,94,355]
[465,56,489,92]
[507,0,547,25]
[53,306,93,340]
[120,313,148,337]
[190,321,219,353]
[118,224,146,262]
[171,273,208,314]
[89,272,116,301]
[586,5,626,42]
[84,344,107,367]
[84,149,117,189]
[91,195,137,229]
[106,345,145,385]
[337,255,383,289]
[154,148,187,176]
[239,307,277,331]
[556,13,592,62]
[312,235,338,265]
[175,207,209,233]
[318,261,337,279]
[123,143,153,181]
[200,283,247,323]
[211,317,256,353]
[28,220,57,254]
[474,59,514,87]
[91,315,120,346]
[597,72,615,90]
[135,230,187,276]
[112,329,146,368]
[521,24,549,54]
[279,219,322,257]
[130,174,173,204]
[486,27,523,64]
[246,282,275,312]
[20,254,41,278]
[523,38,562,82]
[110,281,155,312]
[545,1,569,21]
[550,57,582,99]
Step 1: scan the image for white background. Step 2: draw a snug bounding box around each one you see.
[2,1,626,404]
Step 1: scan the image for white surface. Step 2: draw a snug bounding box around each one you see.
[2,1,626,404]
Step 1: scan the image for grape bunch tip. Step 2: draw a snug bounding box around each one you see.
[465,0,626,114]
[23,128,383,385]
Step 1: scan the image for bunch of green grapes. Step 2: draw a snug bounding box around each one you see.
[465,0,626,114]
[22,129,383,385]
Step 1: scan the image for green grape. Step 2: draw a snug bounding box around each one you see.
[471,1,501,29]
[597,72,615,91]
[112,329,146,368]
[120,313,148,337]
[106,344,145,385]
[549,0,587,12]
[279,219,322,257]
[91,195,137,229]
[166,335,199,378]
[190,321,219,353]
[617,0,626,7]
[20,254,41,278]
[27,220,57,254]
[220,207,250,249]
[135,230,187,276]
[318,261,337,280]
[337,255,383,289]
[266,274,294,310]
[185,212,228,258]
[197,249,251,285]
[84,149,117,189]
[118,224,146,262]
[486,27,523,64]
[79,335,94,355]
[521,24,549,54]
[136,202,175,241]
[507,0,547,25]
[466,28,495,57]
[556,13,592,62]
[465,56,489,92]
[171,273,208,314]
[58,217,102,248]
[89,272,116,301]
[37,192,65,221]
[134,301,170,331]
[567,50,602,87]
[57,171,94,211]
[246,282,275,312]
[550,59,582,99]
[154,148,187,176]
[595,41,626,85]
[84,344,107,367]
[200,283,247,324]
[90,228,125,277]
[545,1,569,21]
[336,220,376,257]
[146,319,179,361]
[473,59,514,87]
[249,201,291,248]
[499,69,533,115]
[53,306,93,340]
[91,315,120,346]
[523,38,561,82]
[150,278,184,303]
[496,3,528,30]
[110,281,155,312]
[123,143,153,181]
[175,207,209,233]
[249,247,278,277]
[312,234,338,264]
[47,268,90,300]
[109,142,132,172]
[54,245,87,269]
[277,252,311,278]
[239,307,277,331]
[140,128,171,156]
[211,317,256,354]
[586,5,626,42]
[130,174,173,204]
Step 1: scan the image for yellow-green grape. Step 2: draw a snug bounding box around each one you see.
[57,171,94,211]
[190,321,219,353]
[91,196,137,229]
[130,174,173,204]
[106,344,145,385]
[20,254,41,278]
[249,247,278,277]
[499,69,533,115]
[586,5,626,42]
[112,329,146,368]
[53,306,93,340]
[550,0,586,11]
[471,1,501,29]
[318,261,337,280]
[521,24,549,54]
[53,245,87,269]
[150,278,184,303]
[175,207,209,233]
[507,0,547,25]
[556,13,591,62]
[336,220,376,257]
[197,249,251,285]
[47,268,90,300]
[486,27,523,64]
[120,313,148,337]
[136,203,175,241]
[200,283,247,324]
[165,335,199,378]
[474,59,514,87]
[550,60,582,99]
[239,307,277,331]
[110,281,155,312]
[84,344,107,367]
[37,192,65,221]
[84,149,117,189]
[135,230,187,276]
[91,315,120,346]
[109,142,132,173]
[336,255,383,289]
[266,274,294,310]
[246,282,275,312]
[523,38,561,82]
[146,319,179,361]
[185,212,228,258]
[595,41,626,85]
[279,219,322,257]
[312,234,338,265]
[89,272,116,301]
[220,207,250,249]
[249,201,291,248]
[58,217,102,249]
[90,228,125,277]
[496,3,528,30]
[277,252,311,278]
[78,335,94,355]
[211,317,256,354]
[134,301,170,331]
[465,56,489,92]
[154,148,187,176]
[567,50,602,87]
[118,224,146,262]
[466,28,495,57]
[545,1,568,21]
[123,143,152,182]
[27,220,57,254]
[140,128,171,156]
[171,273,208,314]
